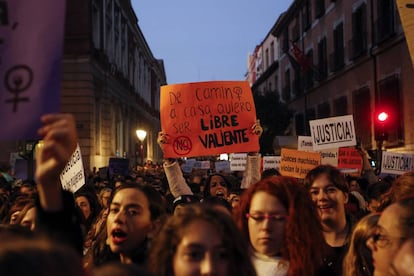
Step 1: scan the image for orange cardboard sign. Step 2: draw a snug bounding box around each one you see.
[160,81,259,158]
[279,148,321,179]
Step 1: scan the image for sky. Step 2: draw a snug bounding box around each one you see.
[131,1,293,85]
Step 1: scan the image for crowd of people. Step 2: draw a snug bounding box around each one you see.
[0,113,414,276]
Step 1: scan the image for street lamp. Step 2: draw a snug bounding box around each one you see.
[136,129,147,167]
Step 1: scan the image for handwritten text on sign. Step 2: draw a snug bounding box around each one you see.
[309,115,356,151]
[0,0,66,140]
[160,81,259,158]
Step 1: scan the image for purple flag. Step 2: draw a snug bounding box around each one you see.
[0,0,66,140]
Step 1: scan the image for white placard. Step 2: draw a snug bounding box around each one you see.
[309,115,356,151]
[381,151,414,175]
[320,148,339,166]
[230,153,247,171]
[263,156,280,171]
[60,144,85,193]
[297,136,314,151]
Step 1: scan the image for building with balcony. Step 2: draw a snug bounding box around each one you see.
[250,0,414,154]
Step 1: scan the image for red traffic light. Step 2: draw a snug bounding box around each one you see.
[375,110,390,141]
[377,111,389,122]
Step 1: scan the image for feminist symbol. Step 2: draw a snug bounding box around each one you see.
[4,65,33,112]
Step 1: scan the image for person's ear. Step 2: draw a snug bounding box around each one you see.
[343,192,349,204]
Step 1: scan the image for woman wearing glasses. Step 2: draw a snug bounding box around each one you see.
[366,195,414,275]
[233,176,326,276]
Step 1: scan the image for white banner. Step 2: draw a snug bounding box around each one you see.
[230,153,247,171]
[381,151,414,175]
[309,115,356,151]
[263,156,280,171]
[60,144,85,193]
[320,148,339,166]
[297,136,314,151]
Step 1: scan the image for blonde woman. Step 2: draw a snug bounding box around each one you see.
[343,213,380,276]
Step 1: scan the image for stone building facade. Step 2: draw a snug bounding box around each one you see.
[62,0,166,170]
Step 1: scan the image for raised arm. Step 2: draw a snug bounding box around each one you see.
[36,113,78,211]
[240,120,263,189]
[157,132,193,197]
[35,113,83,255]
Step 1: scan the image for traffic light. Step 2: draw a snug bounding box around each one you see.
[374,110,390,141]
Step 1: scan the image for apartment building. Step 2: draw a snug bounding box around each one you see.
[250,0,414,154]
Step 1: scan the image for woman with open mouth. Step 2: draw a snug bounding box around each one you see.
[35,114,166,273]
[88,182,165,267]
[304,164,354,276]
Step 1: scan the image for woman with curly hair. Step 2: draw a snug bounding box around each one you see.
[149,204,256,276]
[343,213,380,276]
[233,175,326,276]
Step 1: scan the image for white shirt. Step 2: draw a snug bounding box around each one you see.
[251,250,289,276]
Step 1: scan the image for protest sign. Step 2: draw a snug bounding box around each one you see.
[381,151,414,175]
[297,136,314,151]
[160,81,259,158]
[279,148,321,179]
[60,144,85,193]
[320,149,339,166]
[181,158,196,173]
[108,158,130,178]
[99,167,108,180]
[309,115,356,151]
[215,160,231,173]
[0,0,66,140]
[263,156,280,171]
[193,160,211,170]
[230,153,247,171]
[337,147,363,175]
